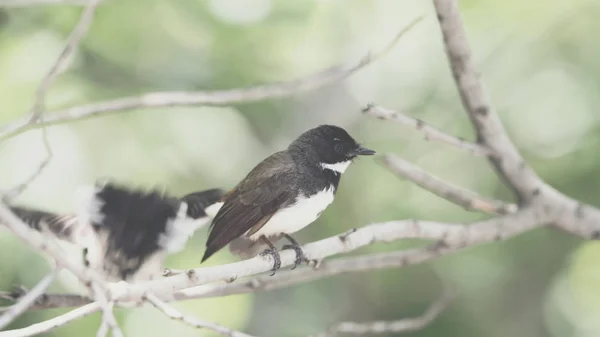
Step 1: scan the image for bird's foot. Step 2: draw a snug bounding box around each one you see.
[259,248,281,276]
[282,243,307,270]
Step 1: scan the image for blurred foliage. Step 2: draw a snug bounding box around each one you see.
[0,0,600,336]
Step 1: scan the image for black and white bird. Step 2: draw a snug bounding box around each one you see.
[201,125,375,274]
[9,181,223,282]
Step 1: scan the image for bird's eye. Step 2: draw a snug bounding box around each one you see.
[334,144,343,153]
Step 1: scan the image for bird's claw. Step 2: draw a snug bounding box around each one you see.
[260,248,281,276]
[282,244,307,269]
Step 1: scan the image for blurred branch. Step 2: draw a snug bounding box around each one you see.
[0,17,424,141]
[3,0,101,200]
[381,154,517,215]
[0,302,101,337]
[363,104,490,156]
[0,203,114,336]
[96,301,123,337]
[2,129,52,201]
[144,293,255,337]
[0,0,89,6]
[0,270,58,330]
[0,203,103,288]
[311,289,454,337]
[29,0,102,121]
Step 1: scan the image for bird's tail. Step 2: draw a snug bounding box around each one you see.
[180,188,224,219]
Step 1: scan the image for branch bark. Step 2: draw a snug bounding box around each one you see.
[145,293,255,337]
[0,302,101,337]
[0,270,58,330]
[363,104,490,156]
[381,154,516,215]
[311,289,454,336]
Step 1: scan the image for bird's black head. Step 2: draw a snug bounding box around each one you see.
[289,125,375,170]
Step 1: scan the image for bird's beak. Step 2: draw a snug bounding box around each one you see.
[352,146,376,156]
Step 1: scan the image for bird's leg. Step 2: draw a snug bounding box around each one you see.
[259,236,281,276]
[282,234,307,269]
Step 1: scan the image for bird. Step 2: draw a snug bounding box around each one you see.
[8,181,224,283]
[201,124,375,274]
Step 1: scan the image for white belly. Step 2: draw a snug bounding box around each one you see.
[248,186,335,240]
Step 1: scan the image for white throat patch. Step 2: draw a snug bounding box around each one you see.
[320,161,351,174]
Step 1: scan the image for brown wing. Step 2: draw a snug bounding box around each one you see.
[201,151,297,262]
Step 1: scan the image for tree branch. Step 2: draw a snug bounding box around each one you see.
[145,293,254,337]
[0,270,58,330]
[431,0,544,203]
[311,289,454,336]
[2,208,551,310]
[431,0,600,239]
[2,129,53,201]
[0,302,101,337]
[0,17,423,141]
[105,207,546,304]
[381,154,516,215]
[95,301,122,337]
[30,0,102,121]
[0,203,105,288]
[363,104,490,156]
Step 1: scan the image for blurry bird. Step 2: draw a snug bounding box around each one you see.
[202,125,375,274]
[8,181,223,282]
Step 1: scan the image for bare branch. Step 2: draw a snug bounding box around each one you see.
[312,289,454,336]
[145,293,255,337]
[96,301,123,337]
[0,302,101,337]
[432,0,544,203]
[0,207,556,310]
[0,17,423,141]
[381,154,517,215]
[363,104,490,156]
[2,129,53,202]
[0,202,107,291]
[108,208,547,304]
[0,292,90,311]
[29,0,102,121]
[0,270,58,330]
[430,0,600,239]
[3,0,101,200]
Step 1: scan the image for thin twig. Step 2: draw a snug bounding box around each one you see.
[29,0,103,121]
[363,104,490,156]
[0,302,101,337]
[0,17,423,141]
[2,129,53,201]
[0,270,58,330]
[145,293,255,337]
[0,202,107,292]
[312,289,454,336]
[381,154,517,215]
[96,301,123,337]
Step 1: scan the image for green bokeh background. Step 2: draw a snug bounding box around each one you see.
[0,0,599,336]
